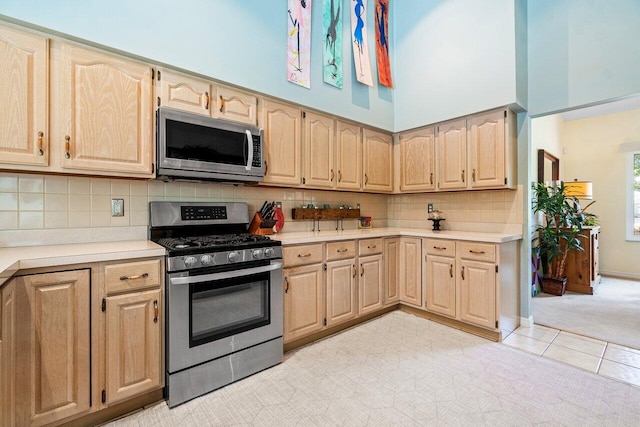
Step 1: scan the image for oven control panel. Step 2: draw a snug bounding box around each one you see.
[182,206,228,221]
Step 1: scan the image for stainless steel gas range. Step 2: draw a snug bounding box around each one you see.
[150,201,283,408]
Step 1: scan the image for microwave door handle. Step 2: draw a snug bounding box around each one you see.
[169,262,282,285]
[245,129,253,171]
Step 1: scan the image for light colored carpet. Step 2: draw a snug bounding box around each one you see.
[534,276,640,350]
[106,311,640,426]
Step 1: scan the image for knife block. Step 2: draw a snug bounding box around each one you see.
[249,212,276,235]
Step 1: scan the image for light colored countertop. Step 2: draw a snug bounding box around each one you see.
[0,240,166,286]
[272,227,523,246]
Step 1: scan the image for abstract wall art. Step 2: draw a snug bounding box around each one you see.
[322,0,343,88]
[287,0,312,88]
[351,0,373,86]
[374,0,392,87]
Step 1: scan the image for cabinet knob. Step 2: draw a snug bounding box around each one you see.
[153,300,159,323]
[352,264,356,278]
[338,170,342,182]
[37,131,44,156]
[449,264,453,278]
[284,277,289,293]
[204,91,210,110]
[360,264,364,276]
[297,253,311,258]
[119,273,149,281]
[364,174,369,185]
[461,169,465,182]
[219,95,225,113]
[64,135,71,159]
[461,266,465,280]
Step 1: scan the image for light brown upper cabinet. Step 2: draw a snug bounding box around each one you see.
[363,128,393,192]
[259,99,303,186]
[51,41,154,178]
[157,69,211,115]
[0,24,49,170]
[436,118,467,190]
[303,111,336,189]
[157,69,257,125]
[335,121,363,190]
[213,84,257,125]
[399,126,436,192]
[469,109,513,189]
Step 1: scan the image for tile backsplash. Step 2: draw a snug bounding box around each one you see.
[0,172,523,247]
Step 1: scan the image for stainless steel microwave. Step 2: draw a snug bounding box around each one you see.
[156,107,264,183]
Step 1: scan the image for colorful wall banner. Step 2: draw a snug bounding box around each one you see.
[351,0,373,86]
[374,0,392,87]
[287,0,312,88]
[322,0,343,88]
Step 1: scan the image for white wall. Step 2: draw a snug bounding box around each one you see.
[528,0,640,117]
[531,114,564,181]
[393,0,521,131]
[0,0,395,130]
[562,110,640,279]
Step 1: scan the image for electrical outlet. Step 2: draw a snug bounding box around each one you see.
[428,203,434,213]
[111,199,124,217]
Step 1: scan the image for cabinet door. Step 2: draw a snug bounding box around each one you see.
[437,118,467,190]
[304,112,335,189]
[469,110,505,189]
[326,259,357,326]
[1,281,16,427]
[363,128,393,192]
[259,99,303,186]
[0,24,49,168]
[14,270,91,427]
[425,255,456,318]
[359,254,384,315]
[459,260,496,329]
[336,121,362,190]
[400,127,436,191]
[158,69,211,115]
[384,238,400,305]
[105,289,162,404]
[213,85,258,125]
[400,238,422,307]
[283,264,324,343]
[51,42,154,177]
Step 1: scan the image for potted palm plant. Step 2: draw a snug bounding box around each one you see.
[532,182,584,295]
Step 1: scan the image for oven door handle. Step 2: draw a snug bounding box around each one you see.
[169,262,282,285]
[245,129,253,171]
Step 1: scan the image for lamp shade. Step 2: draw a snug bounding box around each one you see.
[564,180,593,200]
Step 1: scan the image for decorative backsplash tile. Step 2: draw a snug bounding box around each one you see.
[0,172,523,246]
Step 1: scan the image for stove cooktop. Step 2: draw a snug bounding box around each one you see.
[157,233,276,252]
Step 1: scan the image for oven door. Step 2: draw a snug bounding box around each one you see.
[167,260,283,373]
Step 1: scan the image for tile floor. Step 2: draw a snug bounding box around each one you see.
[503,324,640,388]
[106,311,640,426]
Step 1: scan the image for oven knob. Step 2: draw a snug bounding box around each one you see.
[264,247,275,258]
[228,251,241,263]
[183,256,198,268]
[252,249,263,259]
[200,254,214,266]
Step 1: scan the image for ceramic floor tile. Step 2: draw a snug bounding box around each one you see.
[104,311,640,426]
[513,324,559,343]
[604,343,640,369]
[598,359,640,387]
[502,333,550,355]
[542,343,602,373]
[551,331,607,357]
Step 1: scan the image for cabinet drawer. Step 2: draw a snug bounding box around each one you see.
[283,244,324,267]
[424,239,455,257]
[358,238,383,256]
[458,242,496,263]
[326,240,357,261]
[104,259,162,295]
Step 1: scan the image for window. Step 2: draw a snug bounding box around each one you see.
[627,151,640,241]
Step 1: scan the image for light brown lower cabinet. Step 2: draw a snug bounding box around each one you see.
[105,289,162,404]
[399,237,422,307]
[358,254,384,315]
[0,257,164,426]
[383,238,400,306]
[283,263,325,343]
[425,254,456,318]
[458,259,496,329]
[326,259,357,327]
[14,269,91,427]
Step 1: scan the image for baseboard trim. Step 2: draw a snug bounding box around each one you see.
[600,271,640,281]
[520,315,534,327]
